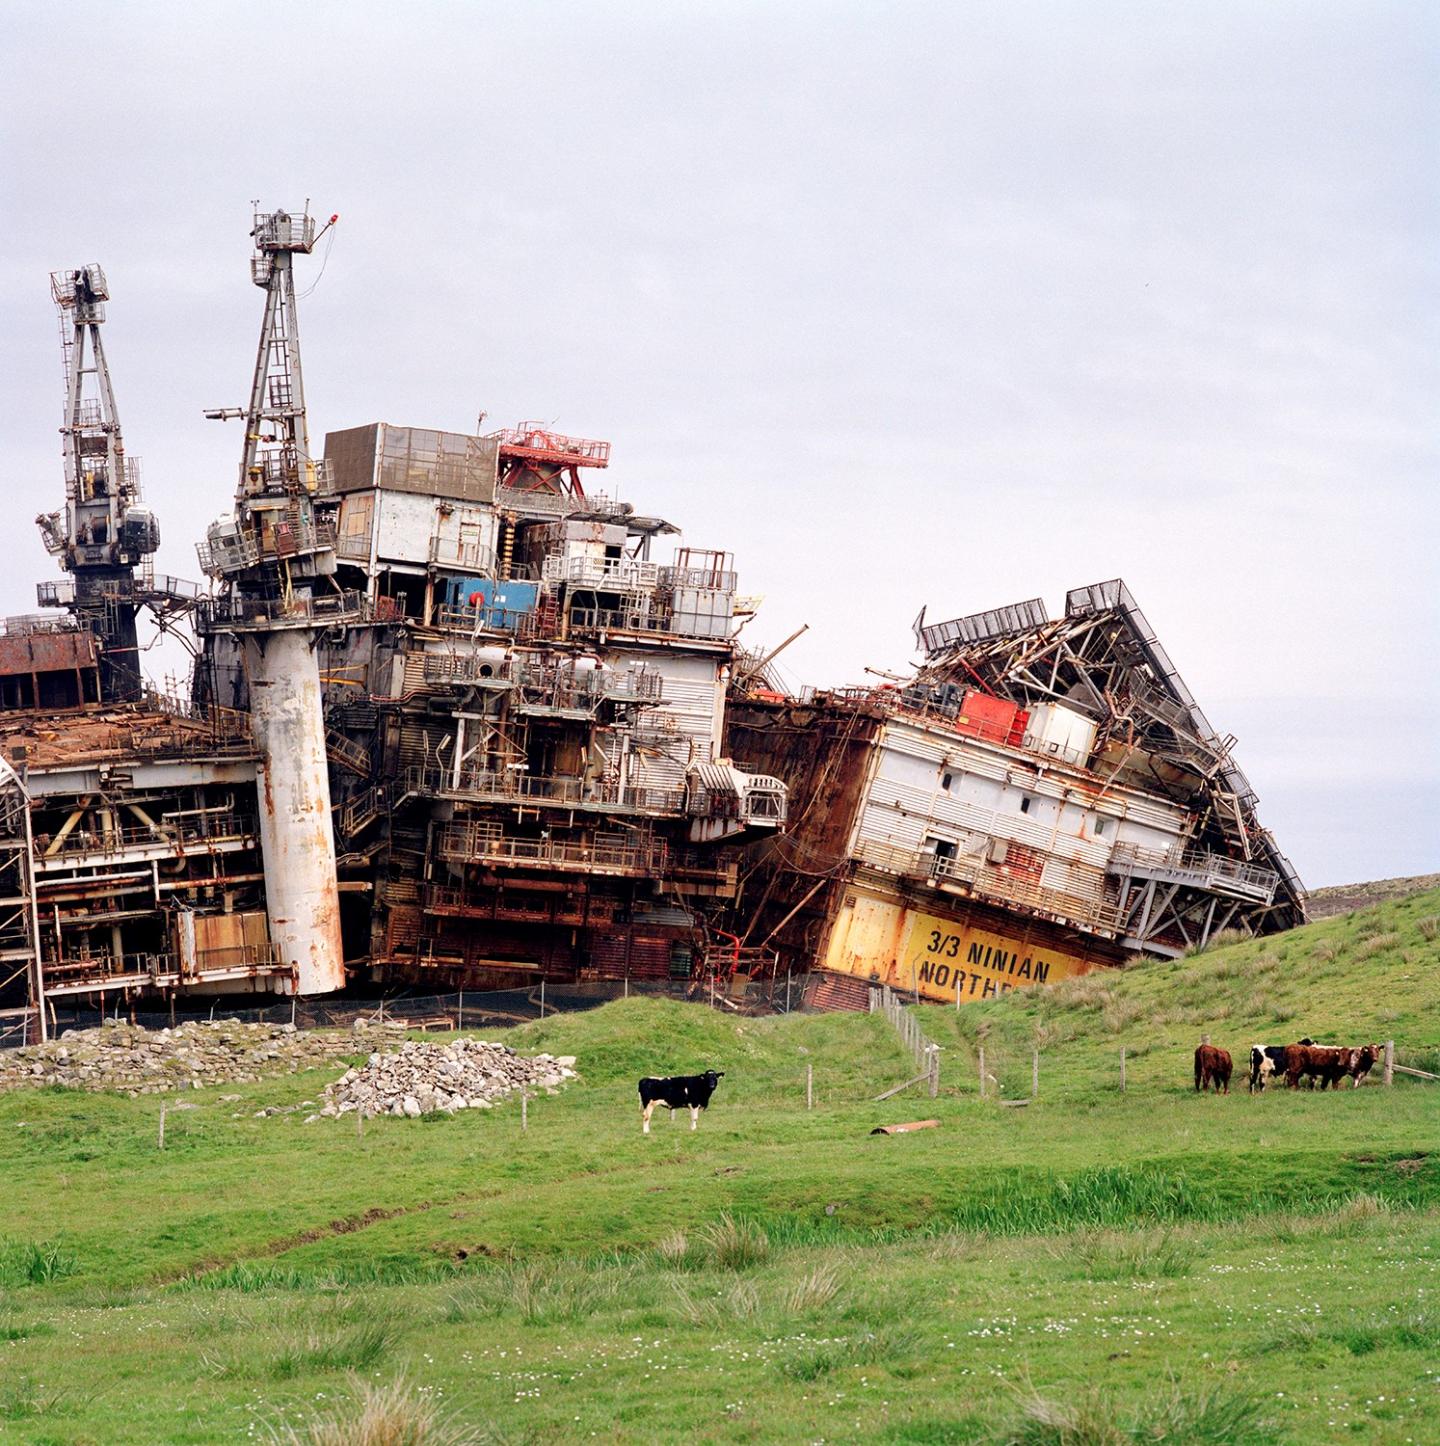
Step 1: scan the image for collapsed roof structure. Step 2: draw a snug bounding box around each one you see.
[725,583,1304,1010]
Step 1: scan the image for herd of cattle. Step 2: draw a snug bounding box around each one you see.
[635,1046,1385,1125]
[1194,1039,1384,1095]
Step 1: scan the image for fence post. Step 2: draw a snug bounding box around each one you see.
[539,978,546,1020]
[624,974,629,1000]
[806,1062,813,1110]
[458,989,464,1028]
[1032,1048,1039,1099]
[929,1047,939,1099]
[157,1103,166,1151]
[1384,1040,1394,1087]
[956,973,961,1010]
[521,1087,528,1132]
[1120,1046,1127,1092]
[785,971,791,1013]
[291,994,297,1029]
[978,1045,986,1099]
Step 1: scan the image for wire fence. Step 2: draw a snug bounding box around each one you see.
[0,973,818,1050]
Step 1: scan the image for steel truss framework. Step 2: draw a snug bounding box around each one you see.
[915,578,1305,948]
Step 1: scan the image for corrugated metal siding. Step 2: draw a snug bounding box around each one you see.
[619,653,722,793]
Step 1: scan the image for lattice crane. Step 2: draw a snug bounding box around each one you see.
[35,266,161,701]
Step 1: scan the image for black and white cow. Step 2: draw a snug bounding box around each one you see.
[1249,1038,1314,1093]
[638,1070,724,1133]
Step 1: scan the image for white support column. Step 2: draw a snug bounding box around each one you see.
[246,629,344,994]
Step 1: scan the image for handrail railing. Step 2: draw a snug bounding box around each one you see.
[543,555,661,590]
[37,812,257,860]
[403,765,684,815]
[196,589,370,631]
[1107,841,1278,898]
[853,836,1120,933]
[435,823,668,874]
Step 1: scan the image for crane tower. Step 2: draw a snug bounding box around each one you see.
[197,205,352,996]
[36,266,160,702]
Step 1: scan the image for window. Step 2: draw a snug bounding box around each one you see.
[1094,818,1108,837]
[1019,794,1034,815]
[941,772,953,791]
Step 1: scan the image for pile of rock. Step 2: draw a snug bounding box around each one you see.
[314,1038,577,1120]
[0,1017,407,1096]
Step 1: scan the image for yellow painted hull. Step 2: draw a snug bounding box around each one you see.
[821,889,1098,1004]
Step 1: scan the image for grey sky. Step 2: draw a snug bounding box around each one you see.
[2,1,1435,888]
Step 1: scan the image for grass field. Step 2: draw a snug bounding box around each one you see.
[0,890,1436,1444]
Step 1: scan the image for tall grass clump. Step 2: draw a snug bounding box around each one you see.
[268,1319,398,1380]
[670,1279,761,1327]
[1352,931,1401,960]
[0,1239,78,1288]
[998,1380,1275,1445]
[1054,1228,1197,1281]
[188,1259,449,1293]
[447,1259,633,1325]
[268,1377,497,1445]
[695,1213,770,1270]
[0,1377,83,1422]
[783,1264,841,1314]
[1181,928,1249,958]
[777,1326,918,1382]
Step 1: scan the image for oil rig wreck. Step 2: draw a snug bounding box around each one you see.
[0,207,1305,1037]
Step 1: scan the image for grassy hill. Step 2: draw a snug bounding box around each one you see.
[0,889,1436,1444]
[1306,872,1440,919]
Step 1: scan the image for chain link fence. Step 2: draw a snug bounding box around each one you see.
[1,972,816,1050]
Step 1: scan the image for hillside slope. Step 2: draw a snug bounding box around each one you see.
[1306,872,1440,918]
[909,883,1440,1095]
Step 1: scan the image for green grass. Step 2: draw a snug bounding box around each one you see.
[0,889,1436,1442]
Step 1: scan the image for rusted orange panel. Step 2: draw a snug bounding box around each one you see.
[0,631,100,676]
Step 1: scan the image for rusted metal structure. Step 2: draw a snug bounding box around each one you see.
[3,211,790,1029]
[725,582,1305,1009]
[2,208,1307,1032]
[295,432,785,990]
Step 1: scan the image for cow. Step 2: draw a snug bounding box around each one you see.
[1284,1042,1359,1091]
[1346,1043,1383,1087]
[1194,1043,1232,1094]
[638,1070,724,1133]
[1249,1038,1314,1093]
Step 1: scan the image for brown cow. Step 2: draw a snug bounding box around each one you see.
[1194,1043,1232,1094]
[1284,1043,1359,1090]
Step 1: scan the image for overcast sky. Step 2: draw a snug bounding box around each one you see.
[2,1,1435,888]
